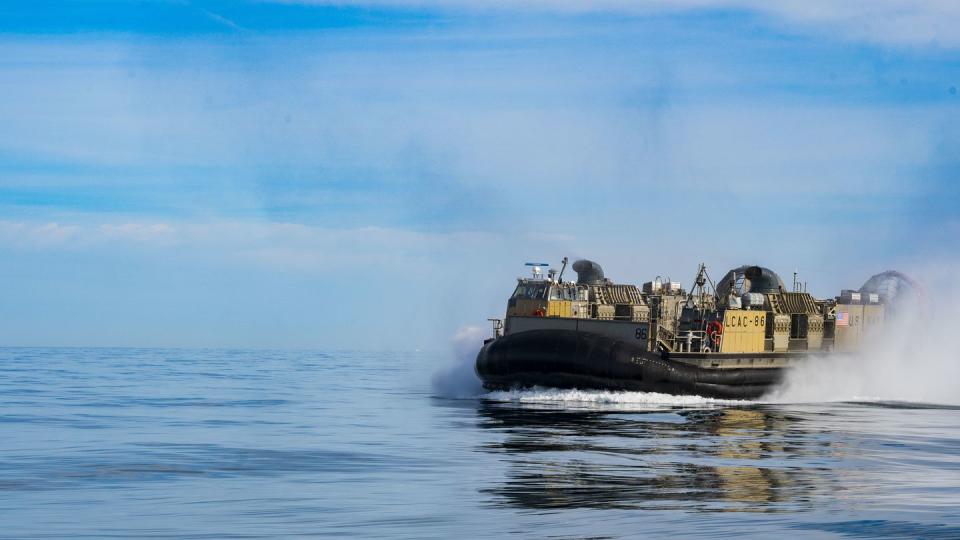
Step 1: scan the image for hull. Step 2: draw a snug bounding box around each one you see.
[475,329,794,399]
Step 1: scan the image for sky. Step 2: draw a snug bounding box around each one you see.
[0,0,958,349]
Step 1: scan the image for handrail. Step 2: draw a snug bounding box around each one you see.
[487,318,503,338]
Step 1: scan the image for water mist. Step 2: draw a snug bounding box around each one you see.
[431,325,486,398]
[768,269,960,405]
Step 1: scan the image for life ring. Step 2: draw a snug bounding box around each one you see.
[701,346,712,353]
[707,321,723,338]
[533,308,546,317]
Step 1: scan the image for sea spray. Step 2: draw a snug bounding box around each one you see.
[767,271,960,405]
[431,325,486,397]
[484,387,750,410]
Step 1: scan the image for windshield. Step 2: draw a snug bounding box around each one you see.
[511,282,548,300]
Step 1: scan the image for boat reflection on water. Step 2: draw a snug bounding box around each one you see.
[475,401,841,512]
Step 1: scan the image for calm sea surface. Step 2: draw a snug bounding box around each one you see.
[1,347,958,539]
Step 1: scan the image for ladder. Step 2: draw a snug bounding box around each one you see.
[656,325,675,352]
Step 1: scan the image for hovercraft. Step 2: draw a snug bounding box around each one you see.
[475,258,905,399]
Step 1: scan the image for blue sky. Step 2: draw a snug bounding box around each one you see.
[0,0,958,348]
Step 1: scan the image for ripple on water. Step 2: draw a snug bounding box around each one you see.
[1,348,958,539]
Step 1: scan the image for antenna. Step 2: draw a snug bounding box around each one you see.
[557,257,569,283]
[524,262,549,280]
[689,263,716,298]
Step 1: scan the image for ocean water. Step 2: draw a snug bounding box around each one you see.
[1,348,959,539]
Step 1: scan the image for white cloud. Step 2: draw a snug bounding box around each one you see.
[97,223,176,242]
[0,220,168,249]
[31,222,80,244]
[0,36,945,202]
[275,0,960,47]
[0,219,509,272]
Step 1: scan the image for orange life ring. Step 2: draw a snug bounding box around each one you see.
[707,321,723,338]
[533,308,546,317]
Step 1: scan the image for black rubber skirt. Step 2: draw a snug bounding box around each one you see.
[475,329,785,399]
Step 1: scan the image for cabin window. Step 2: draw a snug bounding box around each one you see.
[546,285,579,300]
[511,283,547,300]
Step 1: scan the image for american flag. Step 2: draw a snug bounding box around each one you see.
[836,311,849,327]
